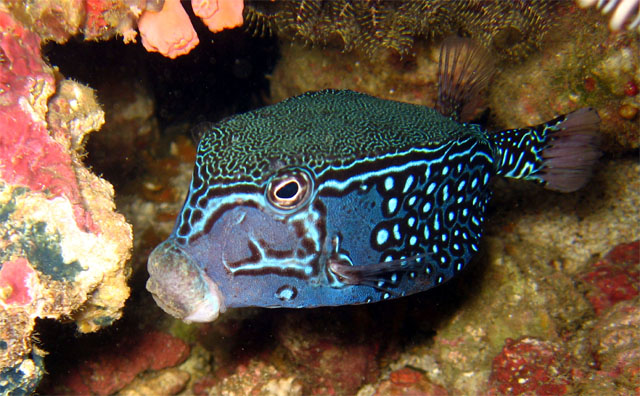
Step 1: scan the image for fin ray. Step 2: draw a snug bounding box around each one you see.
[436,36,494,122]
[329,253,430,293]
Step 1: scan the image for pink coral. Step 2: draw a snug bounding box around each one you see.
[0,10,96,233]
[0,258,36,306]
[193,0,244,33]
[138,0,199,59]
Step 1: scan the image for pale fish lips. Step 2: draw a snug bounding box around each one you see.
[146,239,225,322]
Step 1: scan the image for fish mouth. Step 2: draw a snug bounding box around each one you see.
[146,239,225,322]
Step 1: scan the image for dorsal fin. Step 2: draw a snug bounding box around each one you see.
[436,37,494,122]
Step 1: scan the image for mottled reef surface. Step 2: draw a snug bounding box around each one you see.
[0,1,636,395]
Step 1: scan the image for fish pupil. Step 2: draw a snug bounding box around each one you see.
[276,181,299,199]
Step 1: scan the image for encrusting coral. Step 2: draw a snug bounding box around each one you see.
[0,8,132,394]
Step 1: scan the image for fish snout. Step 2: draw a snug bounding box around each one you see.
[147,239,225,322]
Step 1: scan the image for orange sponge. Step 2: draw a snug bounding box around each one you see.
[138,0,199,59]
[193,0,244,33]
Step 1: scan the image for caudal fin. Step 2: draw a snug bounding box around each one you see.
[491,108,601,192]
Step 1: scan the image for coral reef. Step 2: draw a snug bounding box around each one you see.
[588,298,640,388]
[0,8,132,393]
[53,331,190,395]
[579,241,639,315]
[118,368,191,396]
[245,0,557,60]
[197,360,303,396]
[0,347,46,396]
[367,367,449,396]
[0,0,634,394]
[4,0,245,59]
[275,311,381,394]
[577,0,640,32]
[491,6,640,152]
[4,0,139,43]
[488,337,576,395]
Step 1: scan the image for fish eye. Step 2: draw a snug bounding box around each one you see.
[266,168,314,211]
[275,180,299,200]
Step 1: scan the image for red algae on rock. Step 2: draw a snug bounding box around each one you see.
[60,331,190,395]
[488,337,577,396]
[579,240,639,316]
[370,367,449,396]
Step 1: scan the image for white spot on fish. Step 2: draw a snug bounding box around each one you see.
[403,175,414,193]
[388,198,398,213]
[376,229,389,245]
[393,223,401,240]
[385,176,394,191]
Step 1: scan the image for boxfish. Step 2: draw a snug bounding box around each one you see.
[146,38,600,322]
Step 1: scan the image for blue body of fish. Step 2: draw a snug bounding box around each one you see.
[147,40,600,322]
